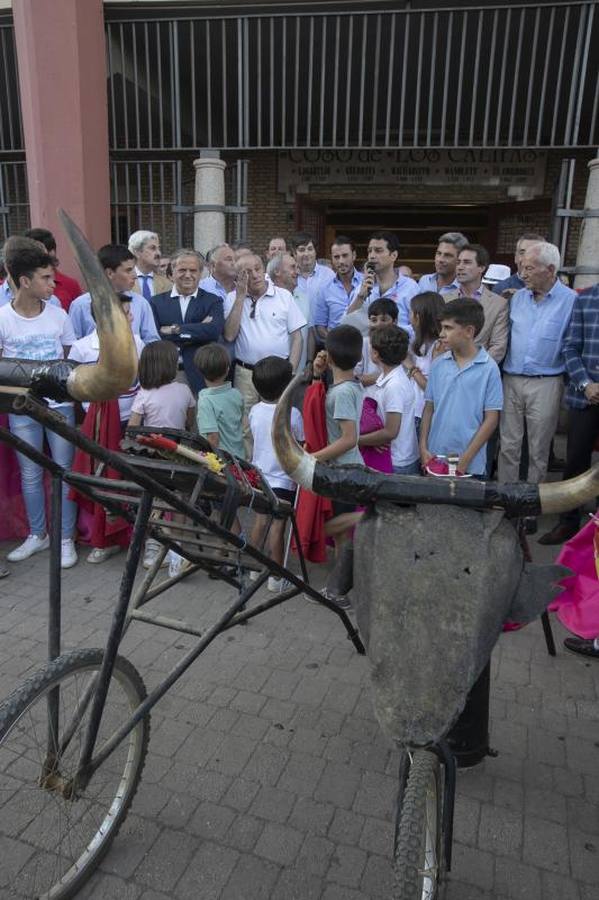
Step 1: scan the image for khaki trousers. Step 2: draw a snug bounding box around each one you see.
[234,363,260,458]
[498,374,563,484]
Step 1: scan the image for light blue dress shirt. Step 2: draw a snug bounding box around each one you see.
[417,273,459,295]
[68,290,160,343]
[297,263,335,320]
[199,275,228,302]
[424,348,503,475]
[502,280,576,376]
[0,279,61,308]
[365,273,419,338]
[313,269,364,329]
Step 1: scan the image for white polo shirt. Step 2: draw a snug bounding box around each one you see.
[374,366,419,468]
[224,282,307,365]
[68,329,145,421]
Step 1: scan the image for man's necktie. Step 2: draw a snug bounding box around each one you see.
[141,275,152,301]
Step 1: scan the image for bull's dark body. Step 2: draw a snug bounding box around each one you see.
[349,503,566,747]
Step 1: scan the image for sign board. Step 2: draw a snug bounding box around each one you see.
[278,149,547,196]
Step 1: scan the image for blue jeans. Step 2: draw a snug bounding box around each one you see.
[8,406,77,538]
[393,460,421,475]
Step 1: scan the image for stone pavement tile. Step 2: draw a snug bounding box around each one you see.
[580,882,599,900]
[134,828,199,892]
[157,792,201,829]
[321,886,369,900]
[520,759,553,790]
[176,727,225,767]
[160,761,231,802]
[541,870,582,900]
[528,728,567,767]
[188,800,236,840]
[150,717,196,758]
[98,815,161,879]
[444,879,496,900]
[263,722,294,748]
[250,784,296,824]
[222,777,261,812]
[233,662,271,692]
[209,733,258,776]
[260,696,297,723]
[494,856,542,899]
[450,842,495,892]
[567,797,599,834]
[224,813,264,852]
[295,833,335,876]
[220,854,280,900]
[359,816,393,857]
[290,673,331,707]
[353,770,396,820]
[583,773,599,802]
[207,707,239,734]
[230,689,267,715]
[288,725,328,756]
[254,821,304,865]
[492,720,529,758]
[277,751,326,795]
[555,767,585,798]
[523,816,570,874]
[230,712,270,741]
[288,795,335,835]
[322,680,361,716]
[138,891,173,900]
[492,777,523,812]
[569,827,599,884]
[323,734,352,764]
[270,867,323,899]
[78,873,142,899]
[350,738,392,774]
[456,766,494,802]
[453,794,481,845]
[478,803,523,857]
[525,785,567,824]
[243,743,289,785]
[566,735,599,776]
[261,668,302,700]
[360,852,394,898]
[0,835,34,887]
[314,760,362,809]
[326,843,367,888]
[174,841,239,900]
[328,807,365,846]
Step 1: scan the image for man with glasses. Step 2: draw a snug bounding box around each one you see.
[224,254,306,453]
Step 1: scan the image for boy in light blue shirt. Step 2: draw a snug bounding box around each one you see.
[420,299,503,477]
[194,343,245,459]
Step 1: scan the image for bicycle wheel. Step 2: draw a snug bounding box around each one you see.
[0,648,150,899]
[393,749,444,900]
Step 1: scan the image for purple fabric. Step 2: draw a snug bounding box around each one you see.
[359,397,393,473]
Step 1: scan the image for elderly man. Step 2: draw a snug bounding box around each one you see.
[443,243,509,364]
[498,242,576,530]
[69,244,160,344]
[128,230,172,300]
[346,231,418,337]
[200,243,237,302]
[417,231,469,295]
[224,254,306,450]
[150,249,224,393]
[494,232,546,298]
[313,236,364,339]
[267,252,314,371]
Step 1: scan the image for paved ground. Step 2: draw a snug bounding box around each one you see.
[1,511,599,900]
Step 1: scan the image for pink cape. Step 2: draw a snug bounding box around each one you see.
[549,519,599,639]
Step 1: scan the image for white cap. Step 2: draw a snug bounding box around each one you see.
[482,263,511,286]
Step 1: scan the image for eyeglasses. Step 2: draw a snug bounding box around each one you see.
[249,298,258,319]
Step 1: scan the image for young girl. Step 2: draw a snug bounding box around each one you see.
[404,291,445,431]
[128,341,196,569]
[128,341,195,431]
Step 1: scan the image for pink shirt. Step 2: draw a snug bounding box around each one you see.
[130,381,195,429]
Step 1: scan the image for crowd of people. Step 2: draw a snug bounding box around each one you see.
[0,224,596,627]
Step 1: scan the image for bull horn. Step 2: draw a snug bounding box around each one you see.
[539,465,599,515]
[58,209,138,402]
[272,372,318,488]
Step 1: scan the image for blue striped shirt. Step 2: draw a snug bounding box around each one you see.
[365,273,419,338]
[417,272,459,295]
[563,285,599,409]
[503,280,576,376]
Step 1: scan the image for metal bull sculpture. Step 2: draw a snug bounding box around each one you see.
[272,374,599,747]
[0,209,138,409]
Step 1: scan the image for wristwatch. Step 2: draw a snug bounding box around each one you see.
[580,381,590,391]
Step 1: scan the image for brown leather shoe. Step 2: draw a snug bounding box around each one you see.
[564,637,599,659]
[538,523,579,545]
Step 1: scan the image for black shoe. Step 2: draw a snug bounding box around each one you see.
[564,637,599,659]
[522,517,538,535]
[538,523,579,546]
[548,457,566,473]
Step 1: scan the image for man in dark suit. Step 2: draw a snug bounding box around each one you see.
[150,249,224,394]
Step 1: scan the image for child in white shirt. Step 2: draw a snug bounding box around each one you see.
[358,325,420,474]
[248,356,304,592]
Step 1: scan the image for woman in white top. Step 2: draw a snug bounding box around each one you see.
[0,239,78,568]
[404,291,446,426]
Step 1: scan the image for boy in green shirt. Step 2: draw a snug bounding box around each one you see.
[195,344,245,459]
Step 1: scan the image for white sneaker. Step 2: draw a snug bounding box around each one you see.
[61,539,78,569]
[248,570,261,582]
[87,546,121,564]
[142,543,168,570]
[267,576,291,593]
[7,534,50,562]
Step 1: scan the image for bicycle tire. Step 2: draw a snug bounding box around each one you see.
[393,750,444,900]
[0,648,150,899]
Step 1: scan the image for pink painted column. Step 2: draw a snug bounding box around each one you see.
[12,0,111,277]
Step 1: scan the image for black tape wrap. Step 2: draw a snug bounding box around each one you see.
[311,463,542,516]
[0,358,77,404]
